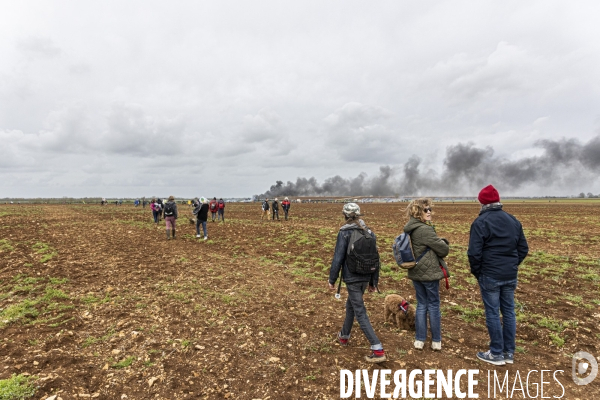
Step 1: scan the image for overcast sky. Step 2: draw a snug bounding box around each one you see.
[1,1,599,198]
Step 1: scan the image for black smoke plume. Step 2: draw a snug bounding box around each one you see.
[259,136,600,197]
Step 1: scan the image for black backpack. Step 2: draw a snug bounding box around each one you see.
[346,226,380,274]
[164,202,176,216]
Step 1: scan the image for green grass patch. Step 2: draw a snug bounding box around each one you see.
[48,277,68,285]
[533,315,577,333]
[0,300,39,328]
[450,305,484,323]
[42,287,69,301]
[0,374,37,399]
[32,242,58,263]
[111,356,136,369]
[549,333,565,347]
[0,239,14,253]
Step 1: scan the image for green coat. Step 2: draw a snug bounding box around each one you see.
[403,216,450,282]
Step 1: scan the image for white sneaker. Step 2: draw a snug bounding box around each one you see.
[414,340,424,350]
[431,341,441,351]
[196,234,201,238]
[204,236,208,241]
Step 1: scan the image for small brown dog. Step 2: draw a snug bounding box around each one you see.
[384,294,416,330]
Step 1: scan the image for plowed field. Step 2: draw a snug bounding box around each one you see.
[1,202,599,399]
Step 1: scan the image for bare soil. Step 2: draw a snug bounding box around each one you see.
[1,202,599,399]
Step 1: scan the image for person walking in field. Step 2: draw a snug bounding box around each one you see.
[403,198,450,351]
[328,203,386,363]
[217,198,225,222]
[468,185,528,366]
[281,197,291,220]
[209,197,218,222]
[261,198,270,220]
[151,198,161,225]
[163,195,178,239]
[272,198,280,220]
[193,197,209,240]
[156,198,164,222]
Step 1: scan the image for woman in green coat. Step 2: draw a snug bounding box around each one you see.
[404,198,450,351]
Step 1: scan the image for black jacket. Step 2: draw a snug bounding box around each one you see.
[467,204,529,281]
[328,220,379,287]
[272,200,279,211]
[193,203,209,222]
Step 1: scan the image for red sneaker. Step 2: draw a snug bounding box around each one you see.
[337,332,349,346]
[365,349,387,363]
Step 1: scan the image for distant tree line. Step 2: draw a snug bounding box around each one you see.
[578,192,599,198]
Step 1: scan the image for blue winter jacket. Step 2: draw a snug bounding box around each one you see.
[467,204,529,281]
[328,221,380,287]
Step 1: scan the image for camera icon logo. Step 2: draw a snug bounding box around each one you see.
[572,351,598,385]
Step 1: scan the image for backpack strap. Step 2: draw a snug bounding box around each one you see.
[409,229,430,265]
[414,247,430,265]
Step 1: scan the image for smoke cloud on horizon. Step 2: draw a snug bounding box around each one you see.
[259,136,600,198]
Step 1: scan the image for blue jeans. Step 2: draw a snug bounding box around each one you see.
[413,280,441,342]
[340,282,382,350]
[478,275,517,355]
[196,220,207,237]
[152,210,159,223]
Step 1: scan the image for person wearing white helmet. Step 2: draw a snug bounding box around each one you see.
[272,198,280,220]
[328,202,386,363]
[281,197,291,220]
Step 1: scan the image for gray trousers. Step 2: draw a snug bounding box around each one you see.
[340,281,382,350]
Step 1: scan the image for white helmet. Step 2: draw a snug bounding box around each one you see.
[342,202,360,217]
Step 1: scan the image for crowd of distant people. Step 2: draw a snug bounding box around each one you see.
[261,197,291,220]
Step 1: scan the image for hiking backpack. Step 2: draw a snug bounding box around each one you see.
[392,233,430,269]
[164,202,176,216]
[210,202,217,211]
[346,227,380,274]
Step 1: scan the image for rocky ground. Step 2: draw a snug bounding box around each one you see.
[1,202,599,399]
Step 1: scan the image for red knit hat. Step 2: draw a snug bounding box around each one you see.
[478,184,500,204]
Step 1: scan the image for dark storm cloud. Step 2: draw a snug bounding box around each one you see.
[260,135,600,197]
